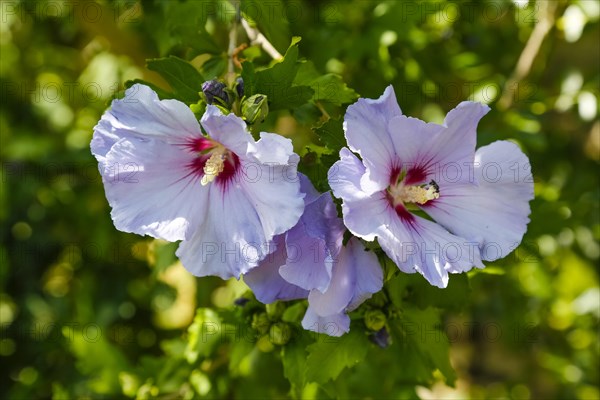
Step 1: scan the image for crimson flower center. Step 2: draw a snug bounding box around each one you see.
[185,137,239,187]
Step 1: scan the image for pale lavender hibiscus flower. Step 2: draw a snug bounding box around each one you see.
[328,86,534,288]
[245,175,383,336]
[91,84,304,279]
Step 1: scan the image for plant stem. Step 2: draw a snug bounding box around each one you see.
[240,18,283,60]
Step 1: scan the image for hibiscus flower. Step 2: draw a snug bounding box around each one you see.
[91,84,304,279]
[328,86,534,288]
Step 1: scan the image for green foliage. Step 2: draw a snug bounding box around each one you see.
[146,56,205,104]
[389,306,456,386]
[185,308,222,363]
[305,329,370,384]
[242,37,314,111]
[2,0,599,399]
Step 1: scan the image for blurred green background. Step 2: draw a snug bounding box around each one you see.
[1,0,599,399]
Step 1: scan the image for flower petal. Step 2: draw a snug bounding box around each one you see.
[299,173,321,204]
[200,105,253,155]
[344,85,402,193]
[307,243,356,317]
[422,140,534,261]
[278,174,344,292]
[329,148,390,241]
[376,208,483,288]
[239,133,304,240]
[102,136,206,241]
[243,235,309,303]
[301,306,350,337]
[425,102,490,185]
[279,192,343,293]
[387,115,443,181]
[98,84,203,143]
[176,184,272,278]
[345,238,383,311]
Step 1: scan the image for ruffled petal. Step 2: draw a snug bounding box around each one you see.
[279,191,343,293]
[377,210,484,288]
[418,102,490,185]
[307,244,356,317]
[344,86,402,193]
[102,136,206,241]
[422,140,534,261]
[301,239,381,337]
[279,225,333,292]
[243,235,308,303]
[328,148,367,202]
[299,173,321,205]
[435,101,490,166]
[345,238,383,311]
[176,185,271,279]
[329,148,390,241]
[200,106,253,155]
[301,306,350,337]
[387,115,443,181]
[91,117,121,166]
[97,84,203,143]
[239,133,305,240]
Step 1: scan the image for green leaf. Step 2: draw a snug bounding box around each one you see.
[281,331,312,398]
[304,329,369,384]
[146,56,205,104]
[150,0,222,56]
[389,306,456,385]
[295,62,358,106]
[298,150,337,193]
[242,37,314,111]
[228,338,256,376]
[185,308,222,363]
[201,56,227,80]
[387,272,471,312]
[310,74,358,105]
[314,118,345,155]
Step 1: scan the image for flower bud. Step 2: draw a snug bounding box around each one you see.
[266,301,285,320]
[269,322,292,346]
[370,327,391,348]
[242,94,269,124]
[202,80,230,106]
[251,312,270,335]
[364,309,386,331]
[235,77,244,99]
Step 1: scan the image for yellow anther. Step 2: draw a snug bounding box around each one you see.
[201,152,225,186]
[389,183,439,206]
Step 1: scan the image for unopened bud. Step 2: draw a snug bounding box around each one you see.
[202,80,230,106]
[269,322,292,346]
[266,301,285,320]
[365,309,386,331]
[251,312,270,334]
[370,327,391,348]
[235,77,244,99]
[242,94,268,124]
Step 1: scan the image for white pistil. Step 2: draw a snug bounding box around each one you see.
[201,151,226,186]
[389,183,439,206]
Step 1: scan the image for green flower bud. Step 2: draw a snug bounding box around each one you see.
[242,94,269,124]
[269,322,292,346]
[364,309,387,331]
[251,312,270,335]
[266,301,285,320]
